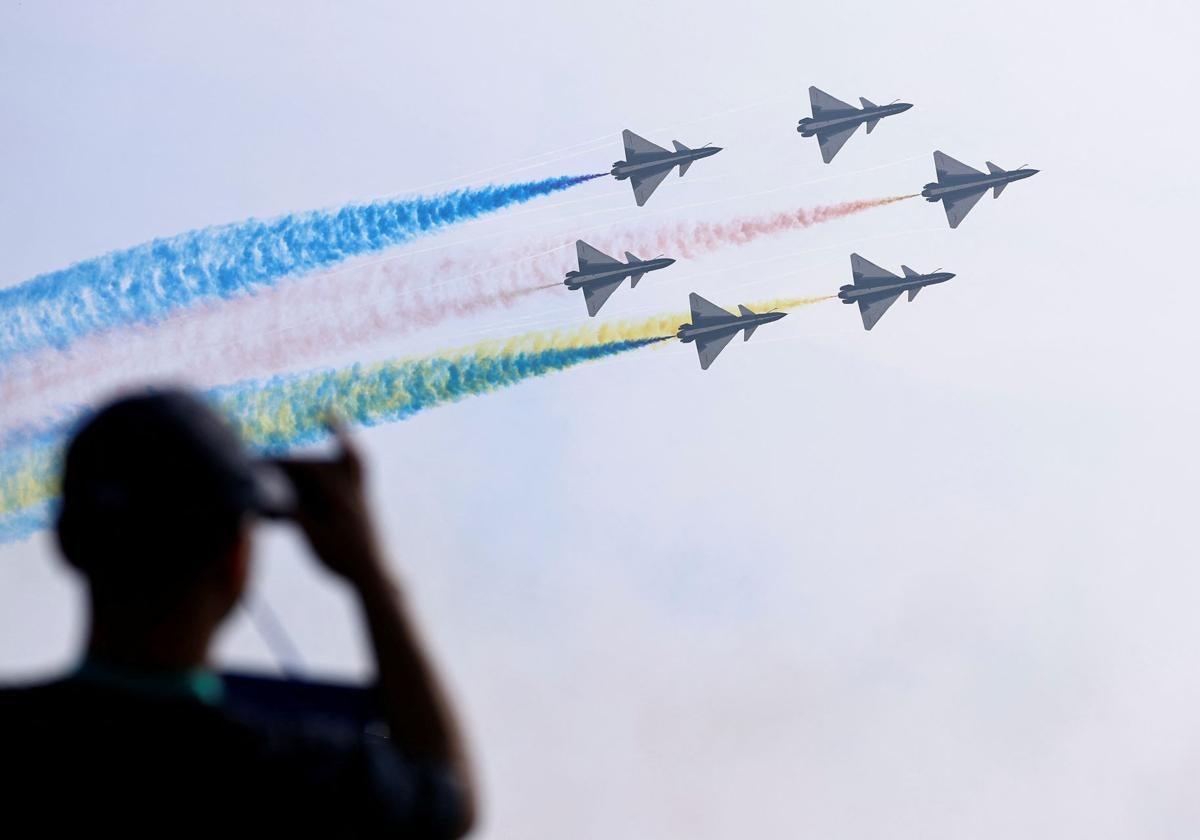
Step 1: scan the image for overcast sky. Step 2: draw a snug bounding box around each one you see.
[3,1,1200,837]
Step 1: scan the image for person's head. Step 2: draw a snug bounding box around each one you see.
[56,388,294,657]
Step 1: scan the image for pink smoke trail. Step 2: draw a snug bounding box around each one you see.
[0,256,557,428]
[409,194,918,292]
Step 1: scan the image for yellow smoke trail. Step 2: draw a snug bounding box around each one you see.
[751,294,837,311]
[458,293,833,357]
[0,293,834,536]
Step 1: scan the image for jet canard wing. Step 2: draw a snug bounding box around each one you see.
[857,291,903,330]
[689,292,734,325]
[581,279,624,317]
[809,86,857,117]
[576,240,622,270]
[850,253,901,287]
[695,331,736,370]
[622,129,669,161]
[630,168,671,206]
[942,187,987,228]
[817,124,861,163]
[934,150,985,183]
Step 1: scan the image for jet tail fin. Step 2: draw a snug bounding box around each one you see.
[629,271,645,288]
[993,182,1007,199]
[743,324,758,342]
[901,265,919,279]
[986,161,1005,175]
[908,286,921,302]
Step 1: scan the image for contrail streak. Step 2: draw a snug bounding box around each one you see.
[0,173,606,363]
[0,295,829,541]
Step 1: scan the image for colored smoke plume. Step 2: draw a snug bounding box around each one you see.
[0,173,606,362]
[0,293,832,540]
[0,320,677,540]
[0,196,904,430]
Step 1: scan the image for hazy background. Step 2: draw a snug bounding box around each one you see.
[3,1,1199,836]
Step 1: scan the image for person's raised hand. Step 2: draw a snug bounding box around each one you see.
[276,421,387,587]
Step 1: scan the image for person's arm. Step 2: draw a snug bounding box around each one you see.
[279,428,476,835]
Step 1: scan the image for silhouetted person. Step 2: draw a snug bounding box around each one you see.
[0,390,476,837]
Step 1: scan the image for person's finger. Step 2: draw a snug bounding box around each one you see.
[324,415,363,476]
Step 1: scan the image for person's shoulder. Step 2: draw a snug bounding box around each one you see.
[218,708,466,833]
[0,675,235,740]
[0,676,75,712]
[0,677,97,745]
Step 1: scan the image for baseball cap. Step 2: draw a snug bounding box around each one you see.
[56,389,296,573]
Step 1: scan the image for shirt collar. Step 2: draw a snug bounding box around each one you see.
[74,656,225,706]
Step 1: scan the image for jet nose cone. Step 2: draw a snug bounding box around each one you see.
[705,146,723,156]
[897,102,914,112]
[661,258,677,267]
[944,272,956,281]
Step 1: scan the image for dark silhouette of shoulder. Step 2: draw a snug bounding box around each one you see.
[0,678,464,838]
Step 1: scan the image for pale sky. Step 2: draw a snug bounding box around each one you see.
[3,2,1199,837]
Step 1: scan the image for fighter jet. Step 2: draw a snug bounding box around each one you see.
[839,253,956,330]
[611,130,722,206]
[676,293,787,370]
[564,240,676,316]
[797,87,912,164]
[922,151,1039,228]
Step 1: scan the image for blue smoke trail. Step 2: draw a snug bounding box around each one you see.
[0,173,606,362]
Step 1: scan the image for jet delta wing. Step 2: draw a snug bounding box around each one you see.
[857,291,903,330]
[689,292,735,324]
[934,151,984,180]
[688,293,739,369]
[817,125,861,164]
[942,189,988,229]
[695,331,737,370]
[582,280,624,317]
[622,130,674,206]
[851,254,902,286]
[631,169,672,207]
[576,240,622,269]
[933,151,988,228]
[623,130,669,160]
[809,87,857,116]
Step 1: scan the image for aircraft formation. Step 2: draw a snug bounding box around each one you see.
[560,86,1039,368]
